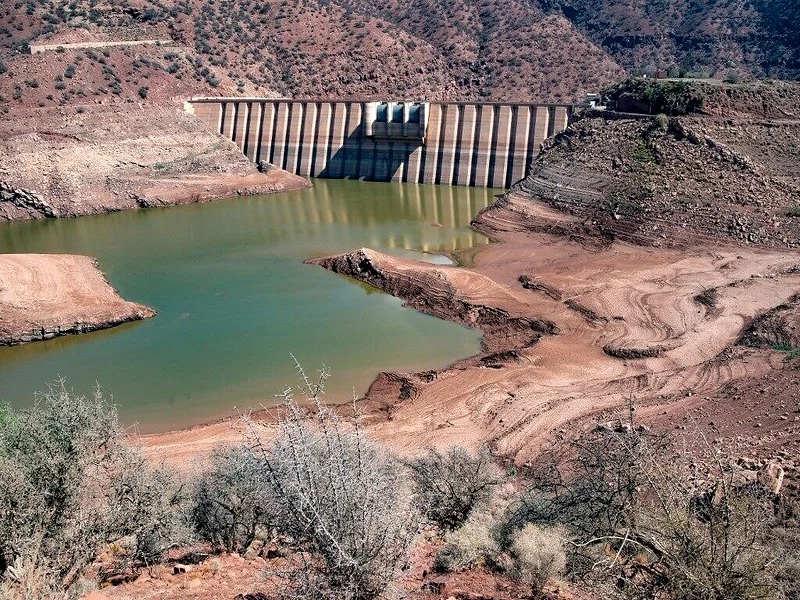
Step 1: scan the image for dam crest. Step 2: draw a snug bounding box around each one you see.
[187,99,572,188]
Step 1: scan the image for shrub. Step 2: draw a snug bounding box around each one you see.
[434,507,502,573]
[724,70,741,84]
[502,424,788,600]
[191,446,276,553]
[0,58,6,75]
[509,524,565,597]
[0,382,185,598]
[138,86,148,99]
[407,446,502,530]
[244,362,415,600]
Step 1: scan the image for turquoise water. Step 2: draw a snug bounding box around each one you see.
[0,180,497,432]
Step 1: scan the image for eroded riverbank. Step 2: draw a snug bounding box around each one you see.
[0,253,155,345]
[141,188,800,467]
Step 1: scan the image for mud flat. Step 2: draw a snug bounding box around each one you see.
[0,254,154,345]
[141,189,800,466]
[305,192,800,463]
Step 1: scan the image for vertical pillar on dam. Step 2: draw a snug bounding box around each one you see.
[244,103,262,162]
[233,102,249,153]
[340,103,362,178]
[271,102,290,169]
[313,103,333,177]
[219,102,236,138]
[389,141,406,182]
[298,102,318,177]
[406,145,423,183]
[473,105,495,188]
[553,106,569,135]
[489,105,513,188]
[189,98,572,188]
[437,104,461,186]
[508,105,531,187]
[256,102,276,164]
[530,105,550,159]
[455,104,478,187]
[421,104,443,184]
[326,102,348,178]
[283,102,305,174]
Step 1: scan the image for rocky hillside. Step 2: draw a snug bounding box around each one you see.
[2,0,622,106]
[513,80,800,249]
[531,0,800,81]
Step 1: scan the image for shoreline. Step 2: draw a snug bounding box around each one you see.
[140,190,800,465]
[0,253,156,346]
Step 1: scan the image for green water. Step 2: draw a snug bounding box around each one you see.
[0,180,497,432]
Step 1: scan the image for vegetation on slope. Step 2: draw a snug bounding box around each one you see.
[1,371,798,599]
[1,0,623,105]
[530,0,800,81]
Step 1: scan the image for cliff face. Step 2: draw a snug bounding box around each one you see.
[532,0,800,79]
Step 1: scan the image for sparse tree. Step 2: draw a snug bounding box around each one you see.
[244,360,415,600]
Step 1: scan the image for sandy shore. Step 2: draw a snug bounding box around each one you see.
[0,253,155,345]
[141,191,800,466]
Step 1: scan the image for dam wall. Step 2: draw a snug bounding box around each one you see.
[187,99,572,188]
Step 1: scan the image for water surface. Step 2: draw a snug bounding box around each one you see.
[0,180,497,431]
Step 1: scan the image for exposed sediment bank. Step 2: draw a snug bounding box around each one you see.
[0,104,310,221]
[0,254,155,345]
[304,191,800,463]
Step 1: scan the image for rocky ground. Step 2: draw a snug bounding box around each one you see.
[516,81,800,249]
[0,104,309,221]
[0,253,154,345]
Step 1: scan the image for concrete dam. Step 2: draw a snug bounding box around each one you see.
[187,99,572,188]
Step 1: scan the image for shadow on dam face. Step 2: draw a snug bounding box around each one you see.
[188,99,572,188]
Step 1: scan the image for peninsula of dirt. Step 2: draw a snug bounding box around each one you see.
[0,104,310,221]
[0,253,155,345]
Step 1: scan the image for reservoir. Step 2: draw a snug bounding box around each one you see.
[0,180,496,431]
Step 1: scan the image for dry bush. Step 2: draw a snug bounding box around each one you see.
[244,361,416,600]
[0,381,186,599]
[407,445,503,530]
[191,446,277,553]
[503,418,791,600]
[434,508,502,573]
[509,524,566,597]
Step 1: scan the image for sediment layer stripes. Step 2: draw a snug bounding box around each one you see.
[189,100,572,188]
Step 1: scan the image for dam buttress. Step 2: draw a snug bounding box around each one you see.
[187,99,572,188]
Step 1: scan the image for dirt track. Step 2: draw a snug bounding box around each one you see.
[0,253,155,345]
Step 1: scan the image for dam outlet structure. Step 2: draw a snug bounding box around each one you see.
[187,99,572,188]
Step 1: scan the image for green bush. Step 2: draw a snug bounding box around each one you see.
[0,382,186,598]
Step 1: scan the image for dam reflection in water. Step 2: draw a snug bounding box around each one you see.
[0,180,498,431]
[226,178,493,255]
